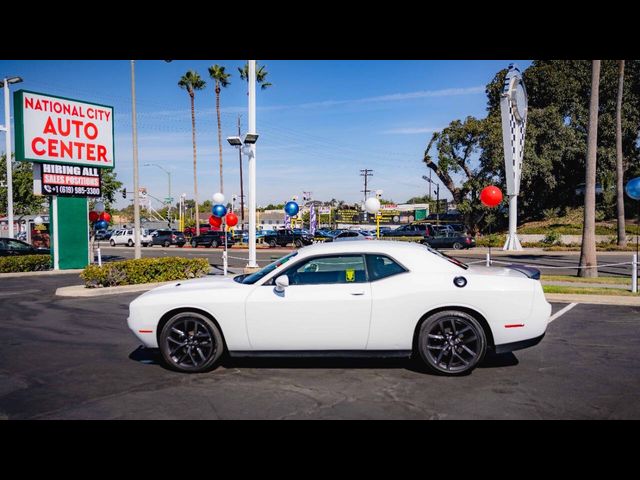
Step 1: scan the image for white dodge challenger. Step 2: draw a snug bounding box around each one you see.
[128,240,551,375]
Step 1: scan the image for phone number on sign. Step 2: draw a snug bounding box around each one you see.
[44,185,101,196]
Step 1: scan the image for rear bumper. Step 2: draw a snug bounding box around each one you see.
[494,332,546,354]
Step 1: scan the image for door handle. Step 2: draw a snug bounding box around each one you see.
[350,291,365,296]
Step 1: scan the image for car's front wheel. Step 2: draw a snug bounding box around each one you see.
[210,239,219,248]
[452,242,463,250]
[163,240,171,248]
[191,240,198,248]
[268,239,277,248]
[110,239,116,246]
[418,310,486,376]
[159,312,224,373]
[294,239,303,248]
[127,239,134,247]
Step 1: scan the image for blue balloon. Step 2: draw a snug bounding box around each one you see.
[95,220,108,230]
[212,204,227,217]
[625,177,640,201]
[284,201,299,216]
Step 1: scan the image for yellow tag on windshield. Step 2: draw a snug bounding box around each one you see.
[345,269,355,282]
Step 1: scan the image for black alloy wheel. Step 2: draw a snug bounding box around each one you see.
[159,312,224,373]
[418,310,486,375]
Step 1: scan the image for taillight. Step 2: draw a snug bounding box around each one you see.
[172,235,176,240]
[465,237,471,244]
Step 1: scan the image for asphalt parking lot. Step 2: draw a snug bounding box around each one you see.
[1,273,639,419]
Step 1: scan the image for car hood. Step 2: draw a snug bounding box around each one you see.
[139,275,242,298]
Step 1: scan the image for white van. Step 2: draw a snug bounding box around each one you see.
[109,228,152,247]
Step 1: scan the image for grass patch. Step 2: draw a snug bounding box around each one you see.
[543,285,637,296]
[541,274,631,285]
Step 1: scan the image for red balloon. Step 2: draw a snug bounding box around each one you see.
[225,212,238,227]
[209,215,222,227]
[480,186,503,208]
[89,211,99,222]
[99,212,111,223]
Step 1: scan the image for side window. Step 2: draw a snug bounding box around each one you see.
[365,254,406,281]
[0,240,7,250]
[8,240,31,251]
[285,255,367,285]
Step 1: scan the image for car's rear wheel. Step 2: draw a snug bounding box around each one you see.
[210,239,219,248]
[163,240,171,248]
[452,242,463,250]
[159,312,224,373]
[177,243,184,248]
[294,239,303,248]
[268,239,277,248]
[191,240,198,248]
[110,239,116,247]
[418,310,486,376]
[127,239,134,247]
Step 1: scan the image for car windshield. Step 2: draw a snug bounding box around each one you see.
[422,244,468,269]
[235,251,298,284]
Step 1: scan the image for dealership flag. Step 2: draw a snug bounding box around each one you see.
[285,214,291,228]
[309,204,317,235]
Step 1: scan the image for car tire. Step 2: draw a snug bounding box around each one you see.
[127,239,134,247]
[210,239,219,248]
[268,239,277,248]
[417,310,487,376]
[142,243,149,247]
[294,239,303,248]
[163,240,171,248]
[177,244,184,248]
[159,311,224,373]
[110,239,116,247]
[452,242,463,250]
[191,240,198,248]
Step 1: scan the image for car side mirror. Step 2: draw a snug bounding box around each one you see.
[274,275,289,292]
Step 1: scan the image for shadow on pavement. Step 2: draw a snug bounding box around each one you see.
[128,346,520,373]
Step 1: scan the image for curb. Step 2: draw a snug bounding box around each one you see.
[0,269,83,278]
[545,293,640,306]
[56,280,180,297]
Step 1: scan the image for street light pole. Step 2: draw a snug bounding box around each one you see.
[144,163,172,225]
[2,76,23,238]
[238,115,245,228]
[247,60,258,269]
[130,61,141,259]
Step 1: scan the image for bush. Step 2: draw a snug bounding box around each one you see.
[475,234,502,247]
[80,257,210,288]
[0,255,51,273]
[542,231,562,245]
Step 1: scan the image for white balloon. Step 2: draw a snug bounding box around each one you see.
[94,201,105,213]
[34,216,44,225]
[213,193,225,204]
[364,197,381,214]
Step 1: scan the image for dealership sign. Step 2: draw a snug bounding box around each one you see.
[14,90,114,169]
[35,163,102,197]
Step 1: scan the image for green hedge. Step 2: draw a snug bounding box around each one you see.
[80,257,210,288]
[0,255,51,273]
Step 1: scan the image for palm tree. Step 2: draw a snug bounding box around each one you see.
[579,60,601,278]
[616,60,627,247]
[208,65,231,194]
[178,70,206,237]
[238,62,272,90]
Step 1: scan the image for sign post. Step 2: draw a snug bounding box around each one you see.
[500,65,527,251]
[14,90,114,270]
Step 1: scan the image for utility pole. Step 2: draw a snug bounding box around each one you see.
[130,61,141,259]
[360,169,373,223]
[238,115,245,228]
[247,60,258,270]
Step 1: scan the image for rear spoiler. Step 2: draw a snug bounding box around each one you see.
[506,264,541,280]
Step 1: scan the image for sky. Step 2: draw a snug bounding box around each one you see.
[1,59,532,210]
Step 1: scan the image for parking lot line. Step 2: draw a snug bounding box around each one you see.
[549,302,578,323]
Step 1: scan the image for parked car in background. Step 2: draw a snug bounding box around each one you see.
[184,224,213,236]
[150,229,186,247]
[109,228,152,247]
[190,230,235,248]
[422,231,476,250]
[262,229,314,248]
[382,223,435,238]
[232,229,248,243]
[94,229,113,241]
[313,230,337,241]
[329,230,375,242]
[0,238,50,257]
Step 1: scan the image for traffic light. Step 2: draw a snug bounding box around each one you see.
[122,188,127,198]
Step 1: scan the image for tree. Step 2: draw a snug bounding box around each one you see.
[0,154,45,217]
[616,60,627,247]
[99,170,123,211]
[238,62,272,90]
[208,65,231,194]
[178,70,206,236]
[579,60,601,278]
